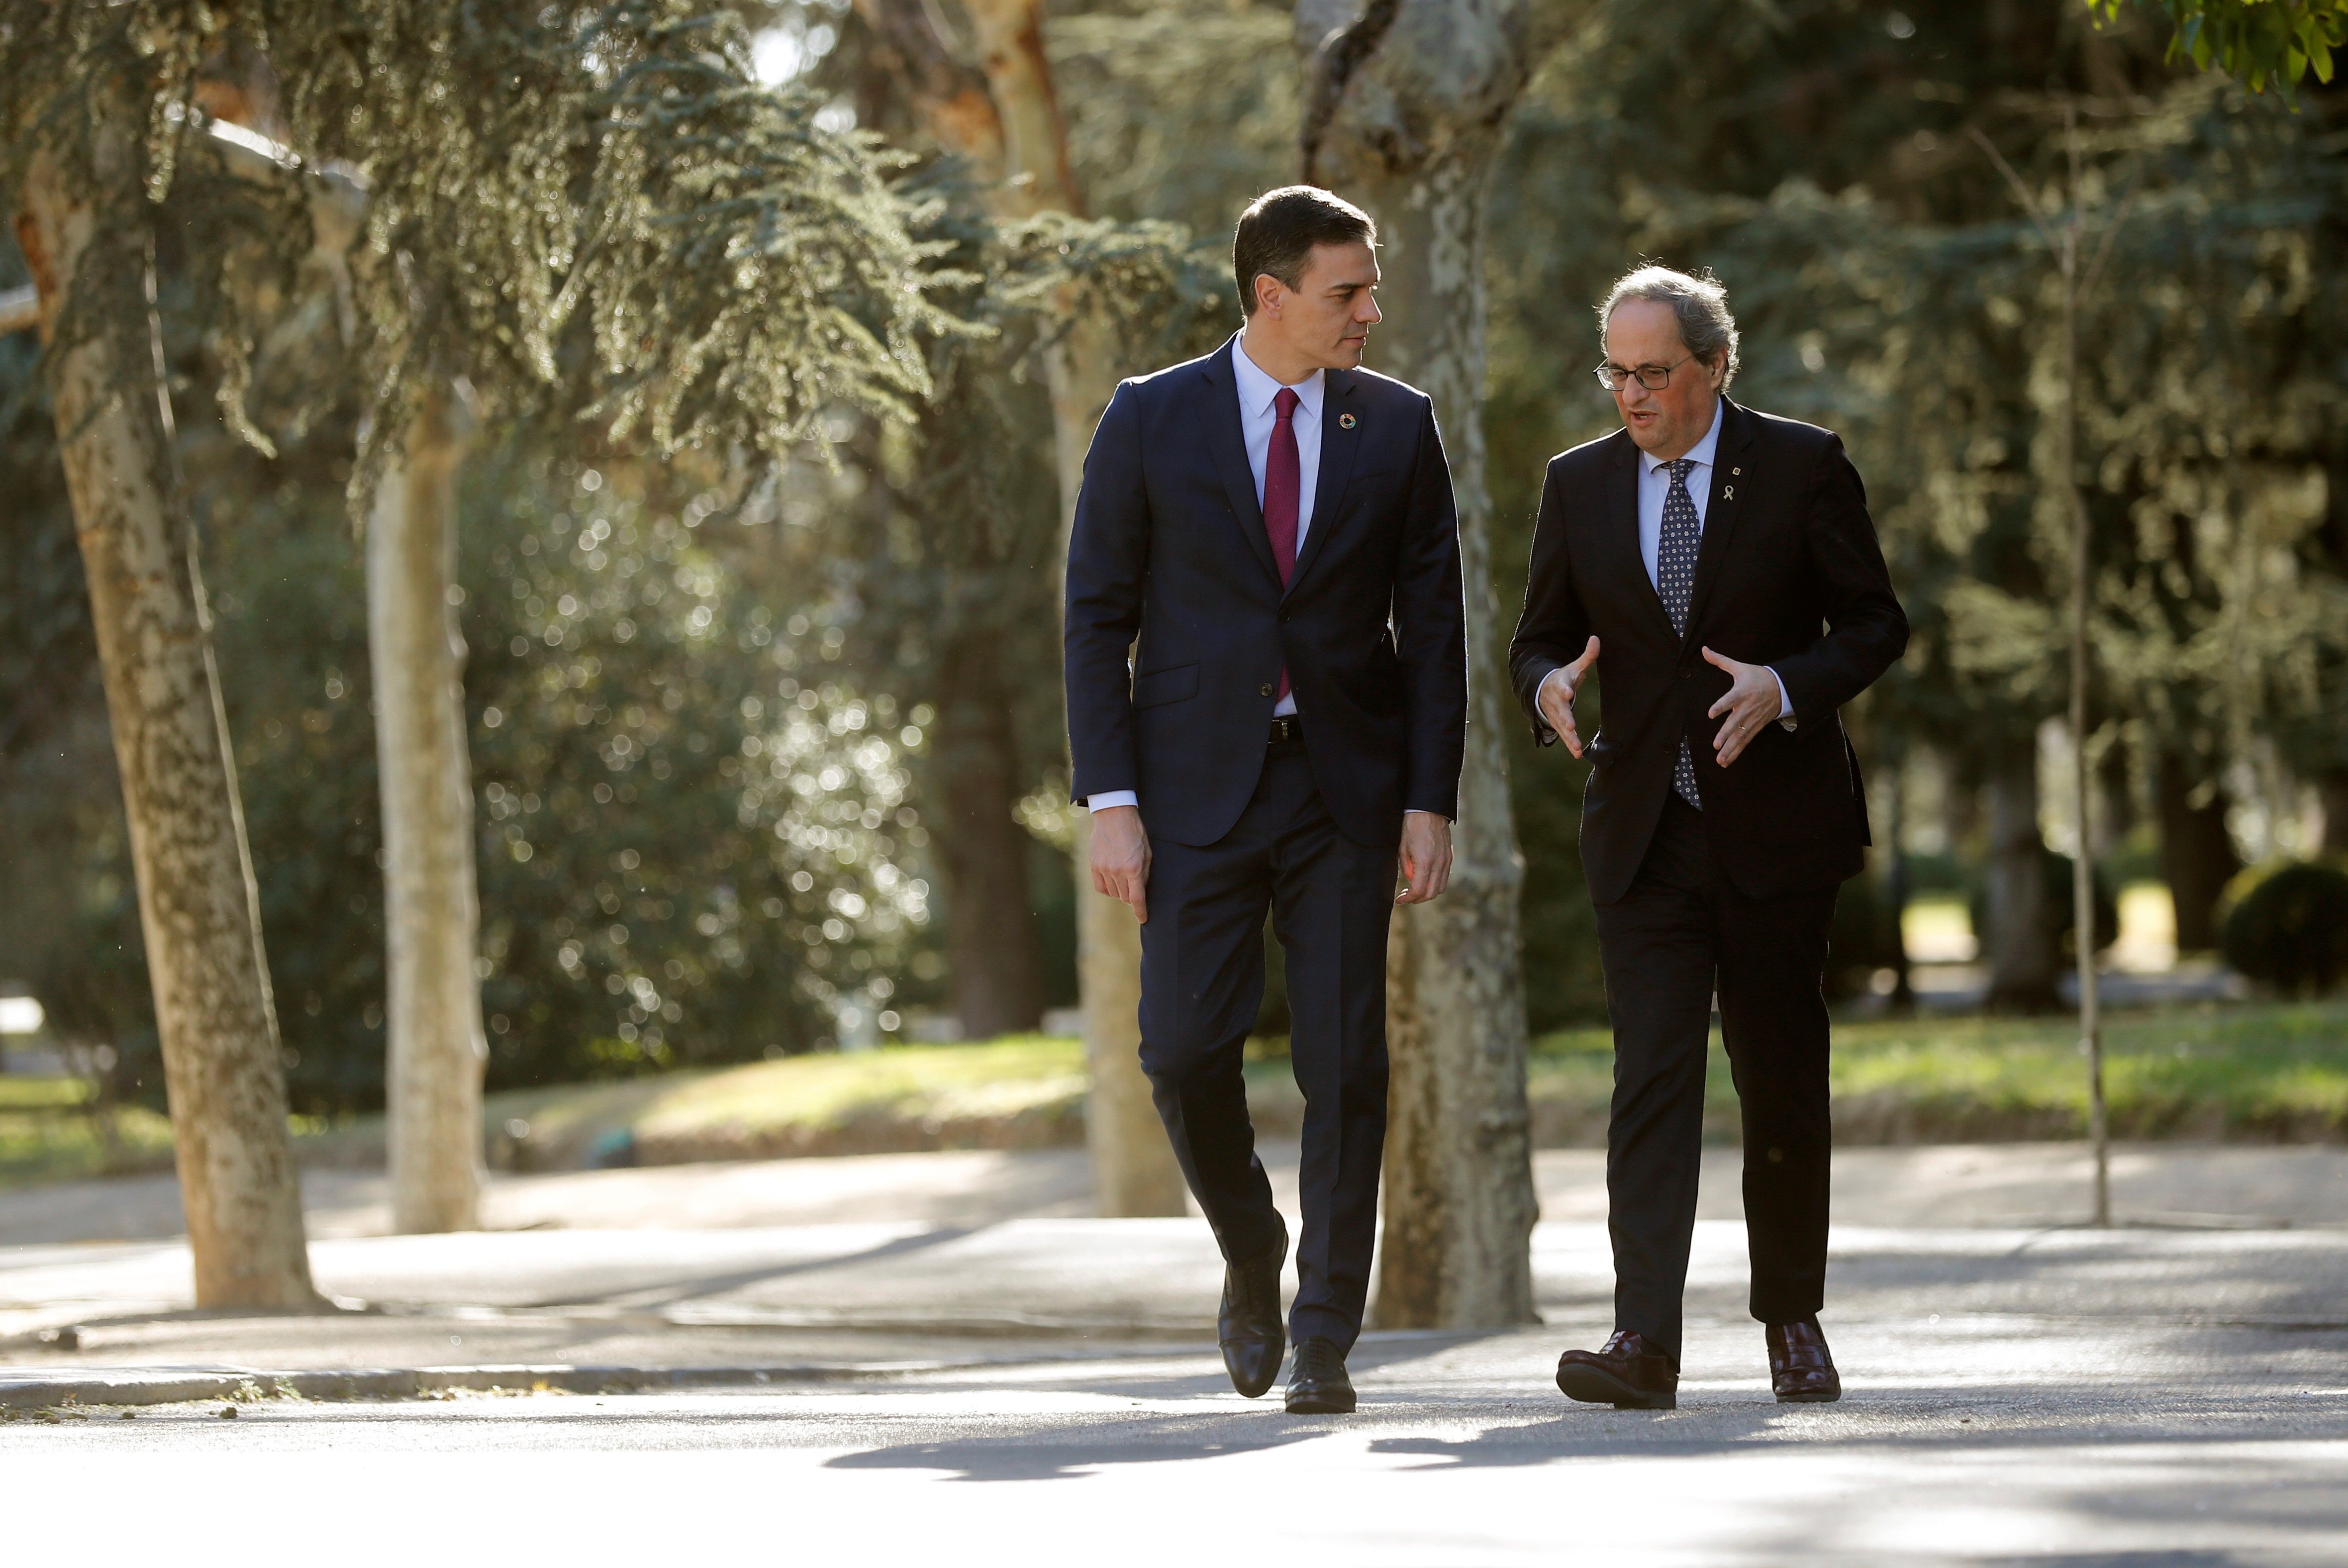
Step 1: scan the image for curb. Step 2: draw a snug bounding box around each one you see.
[0,1360,932,1413]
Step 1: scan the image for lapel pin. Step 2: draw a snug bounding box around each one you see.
[1733,466,1742,475]
[1339,412,1357,429]
[1723,486,1735,499]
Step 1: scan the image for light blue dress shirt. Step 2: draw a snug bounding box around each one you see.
[1539,397,1795,733]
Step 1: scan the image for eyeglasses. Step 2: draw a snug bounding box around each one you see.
[1593,356,1693,392]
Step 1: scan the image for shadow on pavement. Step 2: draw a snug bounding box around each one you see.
[523,1226,978,1311]
[826,1423,1324,1481]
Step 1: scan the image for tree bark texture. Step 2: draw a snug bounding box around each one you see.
[370,385,489,1234]
[1302,0,1572,1328]
[1074,826,1192,1216]
[932,631,1048,1038]
[1982,740,2058,1012]
[2320,770,2348,860]
[1049,329,1185,1217]
[16,135,314,1307]
[2155,749,2241,953]
[864,0,1184,1213]
[962,0,1081,220]
[972,0,1183,1214]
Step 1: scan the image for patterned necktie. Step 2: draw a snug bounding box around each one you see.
[1658,456,1702,809]
[1263,387,1301,700]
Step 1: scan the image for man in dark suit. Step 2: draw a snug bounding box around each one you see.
[1509,266,1907,1410]
[1065,186,1467,1415]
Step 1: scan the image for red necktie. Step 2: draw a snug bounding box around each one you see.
[1264,387,1300,700]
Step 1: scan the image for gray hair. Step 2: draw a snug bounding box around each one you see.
[1597,265,1741,387]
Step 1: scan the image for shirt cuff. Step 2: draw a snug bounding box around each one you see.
[1084,791,1139,812]
[1768,667,1797,731]
[1533,666,1570,742]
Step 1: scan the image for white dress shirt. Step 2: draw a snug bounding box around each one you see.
[1085,335,1324,814]
[1537,397,1795,740]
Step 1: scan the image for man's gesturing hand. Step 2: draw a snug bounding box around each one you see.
[1088,804,1152,924]
[1534,636,1601,758]
[1702,646,1784,767]
[1397,811,1453,905]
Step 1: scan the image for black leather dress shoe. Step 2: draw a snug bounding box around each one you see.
[1766,1317,1842,1403]
[1218,1220,1287,1398]
[1556,1329,1678,1410]
[1284,1336,1356,1414]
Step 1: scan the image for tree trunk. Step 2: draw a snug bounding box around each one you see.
[2320,769,2348,860]
[962,0,1187,1215]
[2156,749,2240,954]
[1047,330,1186,1216]
[1302,0,1564,1328]
[932,631,1048,1038]
[1074,826,1192,1215]
[1982,739,2058,1011]
[16,136,314,1307]
[370,385,488,1233]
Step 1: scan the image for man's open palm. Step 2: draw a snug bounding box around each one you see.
[1536,636,1601,757]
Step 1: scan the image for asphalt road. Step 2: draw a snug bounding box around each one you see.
[6,1145,2343,1563]
[8,1322,2345,1567]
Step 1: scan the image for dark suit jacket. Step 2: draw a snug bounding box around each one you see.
[1508,398,1907,905]
[1065,336,1467,849]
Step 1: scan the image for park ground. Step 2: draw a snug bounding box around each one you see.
[2,1000,2344,1563]
[2,1133,2345,1564]
[7,1000,2347,1186]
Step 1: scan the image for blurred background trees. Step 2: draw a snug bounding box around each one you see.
[0,0,2343,1268]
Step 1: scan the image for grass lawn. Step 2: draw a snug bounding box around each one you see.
[1526,1001,2348,1143]
[0,1076,176,1186]
[2,1001,2342,1188]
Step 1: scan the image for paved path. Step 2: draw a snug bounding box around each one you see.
[7,1332,2345,1566]
[5,1141,2343,1245]
[4,1143,2343,1563]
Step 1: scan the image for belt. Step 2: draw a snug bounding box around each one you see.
[1269,716,1302,745]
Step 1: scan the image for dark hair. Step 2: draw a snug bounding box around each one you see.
[1231,186,1375,317]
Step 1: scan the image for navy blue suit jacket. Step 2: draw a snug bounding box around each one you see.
[1065,336,1467,849]
[1508,399,1908,905]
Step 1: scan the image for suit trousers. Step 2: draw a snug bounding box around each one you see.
[1593,794,1839,1364]
[1137,737,1394,1351]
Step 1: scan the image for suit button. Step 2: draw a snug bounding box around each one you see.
[1279,610,1292,624]
[1679,669,1692,681]
[1259,683,1274,697]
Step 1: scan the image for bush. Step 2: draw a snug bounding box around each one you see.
[2221,861,2348,996]
[1827,872,1906,1000]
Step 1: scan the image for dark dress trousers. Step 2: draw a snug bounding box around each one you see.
[1065,336,1466,1349]
[1508,397,1906,1362]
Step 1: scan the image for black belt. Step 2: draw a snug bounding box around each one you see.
[1269,716,1302,745]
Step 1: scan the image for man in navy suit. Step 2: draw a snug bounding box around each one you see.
[1064,186,1467,1415]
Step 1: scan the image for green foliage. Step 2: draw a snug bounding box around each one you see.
[2094,0,2348,92]
[2221,860,2348,993]
[0,0,957,501]
[997,208,1236,365]
[15,347,943,1114]
[458,438,930,1084]
[0,1076,176,1187]
[1489,5,2347,976]
[1046,3,1302,238]
[0,316,94,764]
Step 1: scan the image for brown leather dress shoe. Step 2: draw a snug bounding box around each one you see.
[1766,1317,1842,1403]
[1556,1330,1678,1410]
